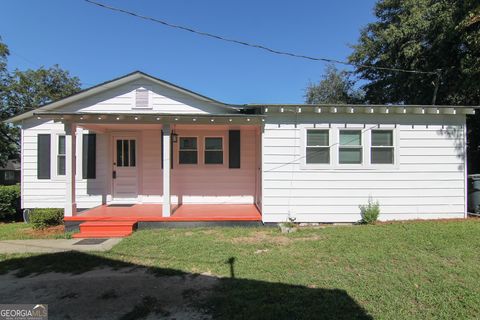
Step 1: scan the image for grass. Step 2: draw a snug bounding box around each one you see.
[1,220,480,319]
[0,222,72,240]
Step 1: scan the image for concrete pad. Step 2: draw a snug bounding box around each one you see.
[0,238,122,254]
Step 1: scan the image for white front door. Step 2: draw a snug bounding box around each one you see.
[112,136,138,201]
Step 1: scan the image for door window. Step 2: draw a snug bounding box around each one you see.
[116,139,136,167]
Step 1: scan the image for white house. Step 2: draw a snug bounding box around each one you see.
[7,71,476,237]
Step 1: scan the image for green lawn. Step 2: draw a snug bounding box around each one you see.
[0,222,71,240]
[1,220,480,319]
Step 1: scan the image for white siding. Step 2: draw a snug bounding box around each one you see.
[59,79,236,115]
[21,118,108,209]
[262,113,467,223]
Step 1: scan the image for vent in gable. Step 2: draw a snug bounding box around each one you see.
[135,88,151,109]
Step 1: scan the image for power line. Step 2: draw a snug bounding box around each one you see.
[84,0,439,76]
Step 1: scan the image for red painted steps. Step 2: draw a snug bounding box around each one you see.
[72,220,137,238]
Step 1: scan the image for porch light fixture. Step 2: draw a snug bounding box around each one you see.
[228,118,232,122]
[156,117,161,120]
[210,119,214,122]
[172,132,178,143]
[175,117,179,121]
[97,116,102,120]
[192,118,197,122]
[116,116,120,120]
[134,116,139,120]
[79,116,84,120]
[247,118,251,122]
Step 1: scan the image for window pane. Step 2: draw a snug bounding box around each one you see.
[180,137,197,150]
[116,140,122,167]
[372,130,393,146]
[307,130,328,146]
[123,140,129,166]
[371,148,394,164]
[205,151,223,164]
[179,151,198,164]
[130,140,136,167]
[58,135,66,155]
[339,148,362,164]
[205,137,222,150]
[306,147,329,164]
[58,155,66,175]
[340,131,361,146]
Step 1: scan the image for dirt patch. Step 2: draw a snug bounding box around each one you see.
[0,267,218,320]
[23,225,65,238]
[230,231,323,245]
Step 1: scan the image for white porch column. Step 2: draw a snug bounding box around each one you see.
[64,122,77,217]
[162,124,171,217]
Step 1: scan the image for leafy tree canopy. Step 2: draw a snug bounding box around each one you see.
[0,38,81,167]
[349,0,480,105]
[305,64,364,104]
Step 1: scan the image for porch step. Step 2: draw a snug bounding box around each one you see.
[72,220,137,238]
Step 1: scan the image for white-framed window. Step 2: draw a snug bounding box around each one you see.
[179,137,198,164]
[306,129,330,164]
[204,137,223,164]
[339,130,362,164]
[57,135,66,175]
[371,130,394,164]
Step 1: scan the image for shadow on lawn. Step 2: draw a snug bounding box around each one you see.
[0,252,372,320]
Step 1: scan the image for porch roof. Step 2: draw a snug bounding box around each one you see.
[33,111,265,125]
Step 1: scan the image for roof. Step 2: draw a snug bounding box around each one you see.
[5,71,479,123]
[0,160,20,171]
[7,71,241,123]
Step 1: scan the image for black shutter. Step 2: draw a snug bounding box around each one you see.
[82,134,96,179]
[37,134,51,179]
[170,130,174,169]
[229,130,241,168]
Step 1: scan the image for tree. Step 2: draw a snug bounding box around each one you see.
[349,0,480,172]
[0,38,81,167]
[305,64,364,104]
[349,0,479,105]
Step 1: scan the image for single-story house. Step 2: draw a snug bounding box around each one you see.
[0,159,21,185]
[6,71,478,237]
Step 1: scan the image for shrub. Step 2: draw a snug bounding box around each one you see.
[0,184,21,221]
[359,197,380,224]
[30,208,64,229]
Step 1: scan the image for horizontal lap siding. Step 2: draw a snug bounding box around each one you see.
[171,129,256,204]
[141,129,257,204]
[60,80,235,115]
[262,114,466,222]
[22,119,107,209]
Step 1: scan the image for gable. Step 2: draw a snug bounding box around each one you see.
[58,78,237,115]
[7,72,240,123]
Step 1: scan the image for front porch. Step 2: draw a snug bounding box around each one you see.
[65,203,262,238]
[64,203,262,222]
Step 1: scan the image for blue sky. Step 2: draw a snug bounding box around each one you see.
[0,0,377,104]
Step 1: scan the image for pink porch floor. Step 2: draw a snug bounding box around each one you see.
[64,204,262,222]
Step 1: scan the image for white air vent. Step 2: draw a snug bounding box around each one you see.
[135,88,150,109]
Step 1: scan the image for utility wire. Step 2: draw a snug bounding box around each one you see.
[84,0,439,76]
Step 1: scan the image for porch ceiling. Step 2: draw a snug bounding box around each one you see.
[33,112,264,125]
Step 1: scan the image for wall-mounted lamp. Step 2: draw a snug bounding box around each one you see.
[172,131,178,143]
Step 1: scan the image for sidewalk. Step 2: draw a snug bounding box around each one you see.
[0,238,122,254]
